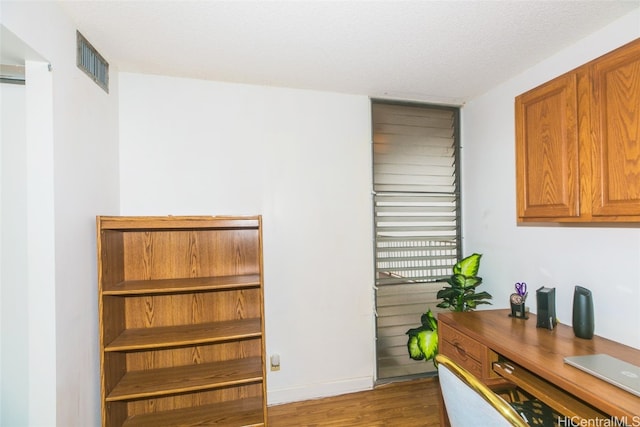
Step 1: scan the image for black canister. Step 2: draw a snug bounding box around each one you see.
[572,286,594,339]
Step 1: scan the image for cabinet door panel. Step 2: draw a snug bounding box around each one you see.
[591,39,640,216]
[516,73,579,219]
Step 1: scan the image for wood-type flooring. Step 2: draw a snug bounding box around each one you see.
[268,377,442,426]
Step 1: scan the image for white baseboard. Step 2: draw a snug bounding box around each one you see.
[267,376,374,406]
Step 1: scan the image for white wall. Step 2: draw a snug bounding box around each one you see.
[1,81,28,426]
[25,60,57,427]
[1,2,121,426]
[118,73,375,405]
[461,9,640,349]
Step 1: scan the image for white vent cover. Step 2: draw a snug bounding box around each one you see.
[76,31,108,93]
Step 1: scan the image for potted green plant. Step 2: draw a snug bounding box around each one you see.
[436,253,492,312]
[406,253,492,364]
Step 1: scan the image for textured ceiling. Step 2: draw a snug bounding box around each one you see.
[42,1,640,103]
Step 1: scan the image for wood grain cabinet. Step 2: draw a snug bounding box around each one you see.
[516,38,640,223]
[438,321,503,387]
[97,215,267,427]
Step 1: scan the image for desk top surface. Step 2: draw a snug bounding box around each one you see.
[439,309,640,420]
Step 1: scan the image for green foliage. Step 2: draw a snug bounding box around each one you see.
[406,253,492,363]
[405,309,438,363]
[453,252,481,276]
[436,253,492,312]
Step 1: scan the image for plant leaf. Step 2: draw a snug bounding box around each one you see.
[406,326,425,336]
[466,291,493,301]
[421,309,438,331]
[436,300,451,309]
[453,253,482,277]
[461,276,482,289]
[436,301,450,309]
[407,335,425,360]
[417,329,438,361]
[437,287,461,300]
[450,274,467,288]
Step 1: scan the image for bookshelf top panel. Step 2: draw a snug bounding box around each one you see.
[98,215,261,231]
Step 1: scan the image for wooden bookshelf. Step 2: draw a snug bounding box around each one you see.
[122,398,265,427]
[97,215,266,426]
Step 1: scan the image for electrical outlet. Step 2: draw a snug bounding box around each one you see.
[270,354,280,371]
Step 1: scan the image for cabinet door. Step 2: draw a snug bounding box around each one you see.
[591,39,640,217]
[516,73,580,220]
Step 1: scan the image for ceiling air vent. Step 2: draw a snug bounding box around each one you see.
[76,31,108,93]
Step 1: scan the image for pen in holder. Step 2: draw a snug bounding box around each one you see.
[509,282,528,319]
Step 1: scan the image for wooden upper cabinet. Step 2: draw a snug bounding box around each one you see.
[516,37,640,223]
[516,72,579,219]
[591,40,640,217]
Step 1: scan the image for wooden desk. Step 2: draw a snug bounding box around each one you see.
[438,309,640,422]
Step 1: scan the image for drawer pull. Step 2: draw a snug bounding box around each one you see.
[453,342,467,357]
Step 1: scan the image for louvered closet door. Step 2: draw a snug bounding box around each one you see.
[372,102,461,380]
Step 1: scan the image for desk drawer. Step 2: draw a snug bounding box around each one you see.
[440,339,484,379]
[439,322,484,361]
